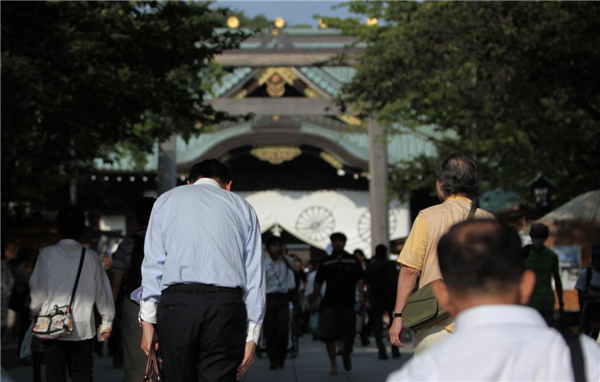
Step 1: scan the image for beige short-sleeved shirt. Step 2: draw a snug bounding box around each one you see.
[397,195,483,332]
[397,195,472,270]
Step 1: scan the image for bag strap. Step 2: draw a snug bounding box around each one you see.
[559,330,586,382]
[143,339,161,381]
[586,266,593,292]
[68,248,86,312]
[467,198,477,220]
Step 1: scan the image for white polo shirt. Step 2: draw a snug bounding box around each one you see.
[387,305,600,381]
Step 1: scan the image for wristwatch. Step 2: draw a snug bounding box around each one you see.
[392,312,402,319]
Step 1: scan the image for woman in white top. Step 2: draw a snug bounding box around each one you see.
[30,206,115,382]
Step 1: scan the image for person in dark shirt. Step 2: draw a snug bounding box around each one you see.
[354,249,371,347]
[365,244,401,359]
[311,232,365,376]
[524,223,564,327]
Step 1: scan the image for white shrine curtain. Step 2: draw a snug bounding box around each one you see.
[235,190,411,257]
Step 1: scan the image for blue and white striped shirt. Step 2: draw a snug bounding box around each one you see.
[138,178,266,343]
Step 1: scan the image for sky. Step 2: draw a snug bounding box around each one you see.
[215,1,356,27]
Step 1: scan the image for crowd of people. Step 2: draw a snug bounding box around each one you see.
[2,154,599,381]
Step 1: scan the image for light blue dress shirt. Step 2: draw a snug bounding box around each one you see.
[138,178,266,343]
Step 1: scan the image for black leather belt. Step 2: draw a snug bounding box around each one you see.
[163,283,242,295]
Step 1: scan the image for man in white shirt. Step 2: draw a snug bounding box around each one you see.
[263,236,297,370]
[387,219,599,382]
[30,206,115,382]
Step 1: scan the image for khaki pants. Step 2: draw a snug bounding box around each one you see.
[122,298,146,382]
[413,325,451,355]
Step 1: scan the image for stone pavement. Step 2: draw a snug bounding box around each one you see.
[243,335,414,382]
[3,335,414,382]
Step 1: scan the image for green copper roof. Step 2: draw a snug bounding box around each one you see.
[298,67,342,96]
[479,188,524,212]
[209,67,253,99]
[94,121,440,173]
[322,67,357,84]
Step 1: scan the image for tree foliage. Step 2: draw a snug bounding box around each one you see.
[322,1,600,205]
[1,1,251,208]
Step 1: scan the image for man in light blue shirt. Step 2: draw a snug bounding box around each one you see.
[138,159,265,382]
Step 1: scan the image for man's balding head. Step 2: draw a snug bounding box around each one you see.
[436,153,479,201]
[437,219,524,297]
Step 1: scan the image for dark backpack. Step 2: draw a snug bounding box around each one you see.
[124,232,146,296]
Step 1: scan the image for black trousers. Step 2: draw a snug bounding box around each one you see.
[372,307,399,356]
[264,293,289,366]
[42,339,94,382]
[156,283,246,382]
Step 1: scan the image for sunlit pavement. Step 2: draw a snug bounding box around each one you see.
[243,335,413,382]
[3,334,414,382]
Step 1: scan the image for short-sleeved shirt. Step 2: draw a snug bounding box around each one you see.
[315,252,365,309]
[397,195,475,270]
[525,246,558,311]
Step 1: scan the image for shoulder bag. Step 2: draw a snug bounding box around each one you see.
[402,200,477,331]
[32,248,86,339]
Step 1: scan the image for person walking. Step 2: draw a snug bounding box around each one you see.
[387,220,599,381]
[354,249,371,347]
[389,153,494,354]
[311,232,365,376]
[575,244,600,339]
[366,244,401,359]
[29,206,115,382]
[524,223,564,327]
[263,236,298,369]
[138,159,265,382]
[109,197,156,381]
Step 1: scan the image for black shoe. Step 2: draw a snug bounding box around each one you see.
[269,364,278,370]
[392,351,402,359]
[361,339,370,347]
[378,353,389,360]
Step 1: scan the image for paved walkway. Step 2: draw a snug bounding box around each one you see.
[3,335,414,382]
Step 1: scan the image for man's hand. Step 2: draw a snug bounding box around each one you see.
[389,317,404,348]
[101,327,113,341]
[236,340,256,381]
[141,321,158,356]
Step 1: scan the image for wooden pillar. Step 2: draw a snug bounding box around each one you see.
[157,134,177,195]
[369,118,389,254]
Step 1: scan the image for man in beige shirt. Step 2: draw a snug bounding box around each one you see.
[389,153,494,354]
